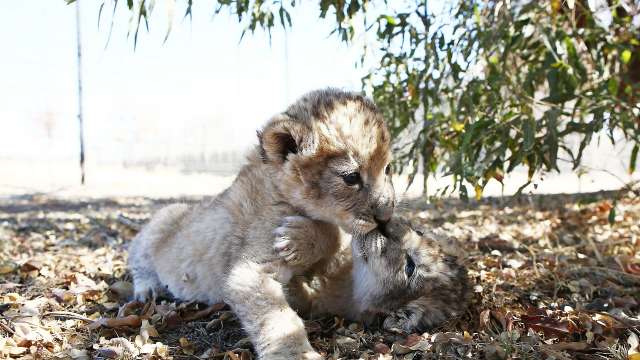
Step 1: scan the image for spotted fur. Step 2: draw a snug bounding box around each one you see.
[283,215,470,333]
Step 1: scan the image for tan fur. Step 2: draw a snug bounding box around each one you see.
[282,215,471,333]
[128,89,394,359]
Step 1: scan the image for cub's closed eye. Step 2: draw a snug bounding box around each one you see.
[342,172,361,186]
[405,254,416,279]
[415,230,424,236]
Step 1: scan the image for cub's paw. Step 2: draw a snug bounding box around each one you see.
[274,216,321,267]
[383,311,417,334]
[382,309,428,333]
[383,305,451,333]
[132,283,157,303]
[131,276,170,303]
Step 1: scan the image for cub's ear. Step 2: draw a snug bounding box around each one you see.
[257,115,314,164]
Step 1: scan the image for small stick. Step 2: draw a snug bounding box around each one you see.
[584,236,604,264]
[0,320,15,335]
[117,214,142,231]
[43,311,94,323]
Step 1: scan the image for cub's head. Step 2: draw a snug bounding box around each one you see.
[258,88,394,235]
[351,216,470,332]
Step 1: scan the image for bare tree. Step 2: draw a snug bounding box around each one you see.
[75,0,86,185]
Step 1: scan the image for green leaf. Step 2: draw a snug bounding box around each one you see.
[621,49,632,64]
[608,206,616,225]
[630,144,639,174]
[608,78,619,95]
[383,15,397,25]
[523,118,536,152]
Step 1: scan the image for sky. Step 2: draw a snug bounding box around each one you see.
[0,0,636,197]
[0,0,367,164]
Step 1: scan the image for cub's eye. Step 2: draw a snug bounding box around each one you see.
[405,254,416,278]
[415,230,424,236]
[342,172,361,186]
[385,164,392,175]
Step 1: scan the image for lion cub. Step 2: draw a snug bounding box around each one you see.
[284,215,470,333]
[128,89,395,359]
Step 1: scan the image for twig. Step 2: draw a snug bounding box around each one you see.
[0,319,15,335]
[117,214,142,231]
[43,311,94,323]
[584,235,604,265]
[526,245,540,278]
[182,303,226,322]
[565,266,640,286]
[608,308,640,328]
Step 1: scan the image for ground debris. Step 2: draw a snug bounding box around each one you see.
[1,190,639,359]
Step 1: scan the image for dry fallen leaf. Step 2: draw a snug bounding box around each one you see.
[0,260,18,275]
[373,342,390,354]
[108,281,133,301]
[88,315,142,330]
[179,337,195,355]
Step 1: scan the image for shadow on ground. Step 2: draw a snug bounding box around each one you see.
[1,187,639,359]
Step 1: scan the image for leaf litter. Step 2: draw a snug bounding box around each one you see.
[0,187,639,359]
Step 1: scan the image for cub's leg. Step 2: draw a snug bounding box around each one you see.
[224,261,322,360]
[274,216,341,267]
[383,268,471,332]
[128,203,190,302]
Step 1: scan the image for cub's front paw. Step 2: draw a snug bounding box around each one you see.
[382,311,414,334]
[274,216,321,267]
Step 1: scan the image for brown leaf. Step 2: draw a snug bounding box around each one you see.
[479,309,491,330]
[182,302,225,321]
[374,343,390,354]
[402,334,423,347]
[95,348,120,359]
[20,260,42,272]
[88,315,142,330]
[107,281,133,302]
[539,345,573,360]
[160,310,182,330]
[117,300,143,317]
[477,234,517,252]
[0,260,18,275]
[523,316,576,336]
[179,337,195,355]
[546,342,589,351]
[484,343,507,360]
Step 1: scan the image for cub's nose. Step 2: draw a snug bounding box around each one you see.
[375,215,390,227]
[374,207,393,224]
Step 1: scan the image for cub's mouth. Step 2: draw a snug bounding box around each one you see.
[351,216,378,236]
[352,223,390,263]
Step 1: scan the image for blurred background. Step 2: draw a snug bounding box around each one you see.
[0,0,638,199]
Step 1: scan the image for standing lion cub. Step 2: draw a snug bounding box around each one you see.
[128,89,395,359]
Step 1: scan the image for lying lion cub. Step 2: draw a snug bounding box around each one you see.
[283,215,471,333]
[128,88,395,359]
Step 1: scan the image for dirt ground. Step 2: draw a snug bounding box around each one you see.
[1,187,640,359]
